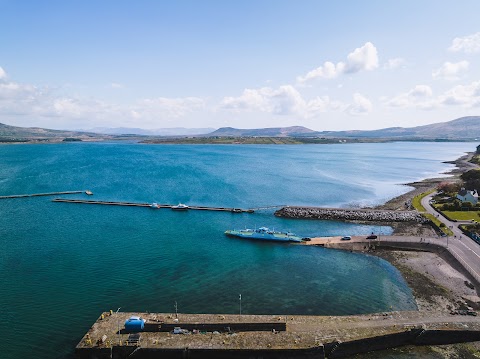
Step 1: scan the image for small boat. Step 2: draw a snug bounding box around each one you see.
[172,203,189,210]
[150,202,160,209]
[225,227,305,243]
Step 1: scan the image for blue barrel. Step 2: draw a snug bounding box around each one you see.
[124,316,145,332]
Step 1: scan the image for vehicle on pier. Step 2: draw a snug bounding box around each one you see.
[150,202,160,209]
[225,227,306,243]
[172,203,189,210]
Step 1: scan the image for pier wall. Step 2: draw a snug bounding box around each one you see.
[75,346,325,359]
[76,329,480,359]
[143,321,286,333]
[325,329,480,359]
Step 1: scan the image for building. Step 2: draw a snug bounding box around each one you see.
[456,188,479,205]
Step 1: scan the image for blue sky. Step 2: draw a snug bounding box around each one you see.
[1,0,480,131]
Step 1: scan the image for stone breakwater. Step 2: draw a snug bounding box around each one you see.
[275,206,429,223]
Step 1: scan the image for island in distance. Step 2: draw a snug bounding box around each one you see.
[0,115,479,144]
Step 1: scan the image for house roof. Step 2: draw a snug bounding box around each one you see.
[457,189,479,197]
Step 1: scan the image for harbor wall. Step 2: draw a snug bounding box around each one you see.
[322,240,480,288]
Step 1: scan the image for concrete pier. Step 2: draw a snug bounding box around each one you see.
[0,190,90,199]
[52,198,254,213]
[75,311,480,359]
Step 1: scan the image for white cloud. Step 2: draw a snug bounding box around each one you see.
[0,70,206,128]
[432,61,469,80]
[297,42,378,83]
[344,42,378,73]
[220,85,358,119]
[110,82,125,89]
[346,93,373,115]
[449,32,480,53]
[0,66,6,80]
[383,58,405,70]
[385,81,480,110]
[221,85,306,115]
[387,85,435,109]
[297,62,346,83]
[439,81,480,107]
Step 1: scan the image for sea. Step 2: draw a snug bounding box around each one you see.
[0,141,475,358]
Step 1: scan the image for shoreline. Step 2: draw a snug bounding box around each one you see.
[370,151,480,305]
[364,151,480,357]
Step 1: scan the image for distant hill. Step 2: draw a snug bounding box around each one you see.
[0,123,124,143]
[208,126,316,137]
[206,116,480,140]
[1,116,479,143]
[88,127,215,136]
[315,116,480,139]
[0,123,104,142]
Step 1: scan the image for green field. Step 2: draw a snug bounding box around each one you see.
[442,211,480,221]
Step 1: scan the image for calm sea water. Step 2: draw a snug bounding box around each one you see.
[0,141,474,358]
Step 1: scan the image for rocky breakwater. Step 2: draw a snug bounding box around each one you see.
[275,206,429,223]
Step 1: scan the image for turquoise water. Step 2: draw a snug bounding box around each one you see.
[0,141,474,358]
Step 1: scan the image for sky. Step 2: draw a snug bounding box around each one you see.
[1,0,480,131]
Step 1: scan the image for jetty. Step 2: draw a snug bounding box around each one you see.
[0,190,92,199]
[75,311,480,359]
[52,198,254,213]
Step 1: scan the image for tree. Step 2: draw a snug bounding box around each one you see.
[460,169,480,190]
[437,181,461,194]
[477,144,480,154]
[461,169,480,182]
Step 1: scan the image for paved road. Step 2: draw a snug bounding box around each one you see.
[421,192,480,282]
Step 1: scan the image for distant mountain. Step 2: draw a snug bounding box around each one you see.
[0,122,108,142]
[315,116,480,139]
[207,126,316,137]
[206,117,480,140]
[1,116,479,143]
[88,127,215,136]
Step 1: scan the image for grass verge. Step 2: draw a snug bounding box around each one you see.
[411,189,435,212]
[412,189,454,236]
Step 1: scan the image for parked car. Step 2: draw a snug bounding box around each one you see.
[341,236,351,240]
[366,235,377,239]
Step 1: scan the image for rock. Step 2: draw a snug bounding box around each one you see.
[274,207,429,223]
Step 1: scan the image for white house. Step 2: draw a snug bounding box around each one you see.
[456,188,479,205]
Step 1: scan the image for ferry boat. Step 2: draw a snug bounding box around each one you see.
[172,203,189,210]
[224,227,306,243]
